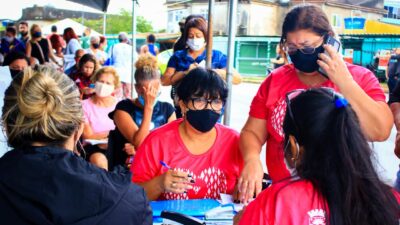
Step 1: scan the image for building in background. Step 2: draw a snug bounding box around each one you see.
[383,0,400,25]
[166,0,388,36]
[19,5,103,29]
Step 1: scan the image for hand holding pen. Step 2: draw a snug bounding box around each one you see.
[160,161,195,194]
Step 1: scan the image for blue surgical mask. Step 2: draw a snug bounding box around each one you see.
[138,95,158,107]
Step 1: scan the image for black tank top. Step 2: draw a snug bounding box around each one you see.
[31,39,49,64]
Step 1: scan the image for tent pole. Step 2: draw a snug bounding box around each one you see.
[131,0,137,99]
[206,0,215,68]
[223,0,238,126]
[103,12,106,35]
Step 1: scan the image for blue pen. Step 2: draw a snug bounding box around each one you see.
[160,160,171,169]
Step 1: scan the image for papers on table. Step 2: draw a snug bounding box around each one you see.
[84,139,108,145]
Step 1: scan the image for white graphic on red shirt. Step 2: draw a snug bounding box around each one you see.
[307,209,326,225]
[271,97,287,138]
[162,167,227,200]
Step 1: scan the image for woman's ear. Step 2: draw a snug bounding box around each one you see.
[178,100,186,116]
[289,135,299,161]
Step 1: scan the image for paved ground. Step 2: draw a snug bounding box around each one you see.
[0,82,397,185]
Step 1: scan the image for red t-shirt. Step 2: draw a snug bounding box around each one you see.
[239,179,400,225]
[131,119,243,200]
[239,179,328,225]
[249,64,386,182]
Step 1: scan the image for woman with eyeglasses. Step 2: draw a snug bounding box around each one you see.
[107,54,176,170]
[131,68,243,200]
[234,88,400,225]
[238,4,393,203]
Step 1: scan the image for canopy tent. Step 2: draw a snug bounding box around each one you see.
[65,0,237,125]
[42,18,102,36]
[67,0,110,12]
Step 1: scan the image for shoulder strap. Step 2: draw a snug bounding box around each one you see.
[34,40,46,63]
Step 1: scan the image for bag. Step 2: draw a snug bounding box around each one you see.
[104,45,114,66]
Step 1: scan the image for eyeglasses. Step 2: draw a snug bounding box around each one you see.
[188,97,224,111]
[283,35,325,55]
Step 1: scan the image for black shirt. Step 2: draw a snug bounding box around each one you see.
[31,39,50,64]
[0,146,152,225]
[108,99,174,169]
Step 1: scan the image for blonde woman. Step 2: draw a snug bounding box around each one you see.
[82,67,120,170]
[0,66,152,225]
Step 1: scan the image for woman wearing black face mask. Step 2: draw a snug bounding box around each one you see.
[26,24,60,67]
[85,36,107,65]
[131,68,243,201]
[237,4,393,203]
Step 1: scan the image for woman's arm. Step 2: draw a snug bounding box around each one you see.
[167,113,177,123]
[318,45,393,141]
[136,170,192,201]
[162,63,198,86]
[47,39,60,65]
[238,117,268,203]
[26,41,32,58]
[214,68,242,85]
[82,122,109,140]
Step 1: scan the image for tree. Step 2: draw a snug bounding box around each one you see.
[74,9,154,34]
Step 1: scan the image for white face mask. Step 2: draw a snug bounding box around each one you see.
[186,38,205,51]
[95,81,114,97]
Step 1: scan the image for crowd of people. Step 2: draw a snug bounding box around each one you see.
[0,4,399,225]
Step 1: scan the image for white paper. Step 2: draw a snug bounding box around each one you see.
[198,60,206,68]
[218,193,244,212]
[84,139,108,145]
[0,66,12,157]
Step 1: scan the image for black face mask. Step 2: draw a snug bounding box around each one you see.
[186,109,220,133]
[32,32,42,38]
[289,45,324,73]
[9,69,22,79]
[92,43,100,49]
[20,31,28,37]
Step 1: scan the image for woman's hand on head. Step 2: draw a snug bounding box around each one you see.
[317,44,352,85]
[161,169,193,194]
[143,81,158,109]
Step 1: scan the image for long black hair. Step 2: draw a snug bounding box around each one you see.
[282,88,399,225]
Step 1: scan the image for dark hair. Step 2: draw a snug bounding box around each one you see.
[63,27,78,43]
[99,36,106,44]
[173,15,206,52]
[134,54,159,85]
[78,54,98,73]
[51,25,57,32]
[19,21,28,27]
[3,51,30,66]
[280,5,334,47]
[282,89,399,225]
[147,34,156,43]
[183,17,208,43]
[177,68,227,103]
[6,27,17,36]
